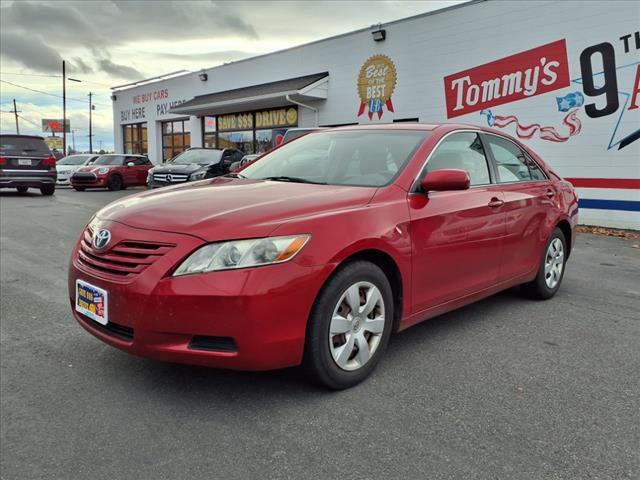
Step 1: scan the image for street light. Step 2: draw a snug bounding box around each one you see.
[62,59,81,154]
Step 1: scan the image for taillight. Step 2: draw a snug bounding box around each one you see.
[43,155,56,167]
[0,156,6,166]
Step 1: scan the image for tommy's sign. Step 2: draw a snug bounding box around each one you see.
[444,40,570,118]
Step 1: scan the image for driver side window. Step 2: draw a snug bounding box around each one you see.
[421,132,491,186]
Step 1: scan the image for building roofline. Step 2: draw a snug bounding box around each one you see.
[111,0,483,92]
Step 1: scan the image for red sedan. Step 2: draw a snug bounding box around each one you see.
[71,154,152,191]
[68,124,578,389]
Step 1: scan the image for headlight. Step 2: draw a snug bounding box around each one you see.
[173,235,310,276]
[97,167,109,174]
[190,171,206,180]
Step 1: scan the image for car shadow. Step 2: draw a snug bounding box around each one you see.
[98,287,528,403]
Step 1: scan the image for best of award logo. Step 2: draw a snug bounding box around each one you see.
[357,55,397,120]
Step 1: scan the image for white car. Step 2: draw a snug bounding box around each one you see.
[56,154,99,186]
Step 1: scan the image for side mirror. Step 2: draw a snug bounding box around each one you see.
[421,169,470,192]
[126,162,134,167]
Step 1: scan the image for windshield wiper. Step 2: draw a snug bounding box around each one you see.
[262,176,326,185]
[225,172,246,179]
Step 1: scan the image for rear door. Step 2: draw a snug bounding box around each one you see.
[0,136,53,174]
[409,131,505,312]
[481,133,555,282]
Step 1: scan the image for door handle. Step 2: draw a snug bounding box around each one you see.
[546,189,556,198]
[488,197,504,208]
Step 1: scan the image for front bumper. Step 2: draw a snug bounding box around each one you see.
[68,220,327,370]
[71,172,107,188]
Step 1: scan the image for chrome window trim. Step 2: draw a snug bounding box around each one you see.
[481,131,550,182]
[411,128,549,192]
[1,169,50,173]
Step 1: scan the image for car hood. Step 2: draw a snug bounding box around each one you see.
[77,165,111,172]
[153,163,210,174]
[95,177,377,241]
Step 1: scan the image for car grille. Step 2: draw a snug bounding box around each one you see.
[153,173,189,183]
[79,313,134,342]
[72,172,97,183]
[77,227,175,279]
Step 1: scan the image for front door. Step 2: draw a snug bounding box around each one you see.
[409,131,505,313]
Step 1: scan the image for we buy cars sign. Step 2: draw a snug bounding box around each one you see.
[444,39,570,118]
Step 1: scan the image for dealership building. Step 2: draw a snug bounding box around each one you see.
[111,0,639,229]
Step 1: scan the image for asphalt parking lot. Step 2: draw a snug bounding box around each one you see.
[1,187,639,480]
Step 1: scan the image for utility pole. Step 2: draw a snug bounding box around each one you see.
[88,92,93,153]
[63,60,66,154]
[71,129,76,153]
[62,60,81,154]
[11,99,21,134]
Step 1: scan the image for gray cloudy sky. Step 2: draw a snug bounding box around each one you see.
[0,0,465,150]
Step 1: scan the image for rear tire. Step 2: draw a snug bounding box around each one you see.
[16,186,28,193]
[107,175,123,191]
[303,261,394,389]
[40,185,55,196]
[73,187,86,191]
[522,227,567,300]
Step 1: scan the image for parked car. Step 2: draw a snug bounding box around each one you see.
[69,124,578,389]
[147,147,244,188]
[56,154,99,186]
[0,134,57,195]
[229,153,260,172]
[70,154,152,191]
[281,127,325,144]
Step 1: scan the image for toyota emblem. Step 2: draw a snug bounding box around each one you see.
[92,229,112,250]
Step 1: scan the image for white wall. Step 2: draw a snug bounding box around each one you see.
[112,0,639,229]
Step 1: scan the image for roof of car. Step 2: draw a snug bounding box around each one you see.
[98,153,147,157]
[0,134,45,139]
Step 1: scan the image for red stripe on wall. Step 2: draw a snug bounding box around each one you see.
[565,178,640,189]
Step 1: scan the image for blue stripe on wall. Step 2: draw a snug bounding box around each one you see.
[579,199,640,212]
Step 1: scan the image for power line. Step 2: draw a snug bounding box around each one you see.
[1,72,113,88]
[0,80,111,107]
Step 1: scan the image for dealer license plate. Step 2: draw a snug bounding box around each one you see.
[75,279,108,325]
[18,159,32,166]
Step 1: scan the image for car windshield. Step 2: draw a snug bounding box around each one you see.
[0,136,50,155]
[93,155,126,165]
[170,149,223,165]
[57,155,91,165]
[241,130,429,187]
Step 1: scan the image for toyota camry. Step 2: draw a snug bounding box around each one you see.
[69,124,578,389]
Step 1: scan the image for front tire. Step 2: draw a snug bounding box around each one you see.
[522,227,567,300]
[40,184,55,196]
[107,175,123,191]
[303,261,394,389]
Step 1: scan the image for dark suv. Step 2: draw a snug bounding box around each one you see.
[0,135,57,195]
[147,148,243,188]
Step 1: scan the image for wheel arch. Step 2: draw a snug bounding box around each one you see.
[327,248,404,333]
[555,219,573,259]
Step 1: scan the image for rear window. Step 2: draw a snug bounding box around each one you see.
[0,136,50,155]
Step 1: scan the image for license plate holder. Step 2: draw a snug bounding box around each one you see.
[75,279,108,325]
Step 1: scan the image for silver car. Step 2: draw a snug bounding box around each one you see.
[56,154,99,186]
